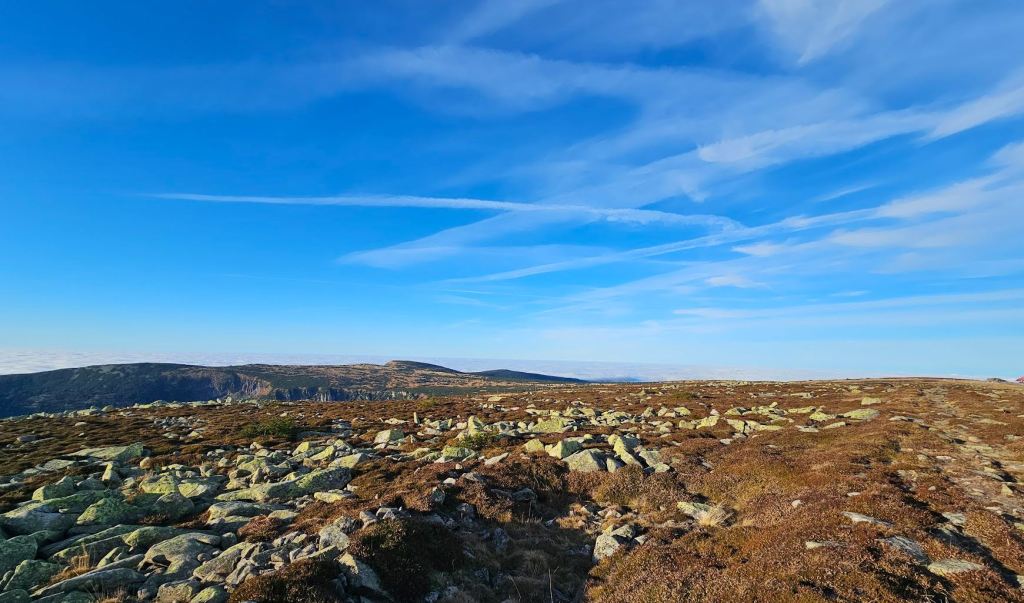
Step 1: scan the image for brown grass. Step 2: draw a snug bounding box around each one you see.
[5,378,1024,603]
[349,517,465,600]
[229,557,342,603]
[48,552,94,584]
[238,515,287,542]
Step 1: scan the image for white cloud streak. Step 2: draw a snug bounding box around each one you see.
[152,192,741,229]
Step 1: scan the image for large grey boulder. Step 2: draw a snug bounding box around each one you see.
[0,591,30,603]
[318,518,353,551]
[76,496,143,526]
[122,526,192,550]
[143,533,221,580]
[191,541,255,583]
[3,559,59,592]
[31,477,77,502]
[156,579,201,602]
[71,443,145,463]
[339,552,386,598]
[32,568,146,598]
[217,468,351,503]
[150,492,195,522]
[0,536,38,575]
[564,449,607,473]
[0,504,75,536]
[205,501,279,522]
[42,525,138,560]
[190,585,228,603]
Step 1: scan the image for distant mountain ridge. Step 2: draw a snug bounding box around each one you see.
[0,361,585,417]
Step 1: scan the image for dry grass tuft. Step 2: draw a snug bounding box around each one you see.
[93,588,131,603]
[593,464,686,513]
[694,503,733,528]
[49,552,94,585]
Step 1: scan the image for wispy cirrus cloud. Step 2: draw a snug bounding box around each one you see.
[152,192,740,229]
[758,0,891,65]
[928,70,1024,140]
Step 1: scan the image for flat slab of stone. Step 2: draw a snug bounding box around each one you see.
[927,559,984,576]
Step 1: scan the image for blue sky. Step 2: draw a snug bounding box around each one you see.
[2,1,1023,378]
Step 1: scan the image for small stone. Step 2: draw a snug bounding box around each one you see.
[318,520,352,551]
[879,535,929,564]
[842,512,892,528]
[805,540,845,550]
[927,559,984,576]
[593,532,629,561]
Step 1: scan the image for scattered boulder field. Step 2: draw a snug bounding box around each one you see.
[0,378,1022,602]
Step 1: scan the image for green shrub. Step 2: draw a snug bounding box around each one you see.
[240,417,301,440]
[454,431,497,450]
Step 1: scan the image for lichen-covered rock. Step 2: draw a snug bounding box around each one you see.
[76,496,142,526]
[156,578,201,602]
[695,415,719,429]
[564,449,606,472]
[191,541,253,583]
[440,446,474,460]
[190,585,227,603]
[927,559,984,575]
[677,501,713,518]
[121,526,190,550]
[32,567,146,598]
[218,467,351,502]
[150,492,195,521]
[841,408,880,421]
[205,501,278,522]
[142,533,220,580]
[31,477,77,502]
[545,439,582,459]
[72,442,145,463]
[593,532,629,561]
[534,417,571,433]
[3,559,59,592]
[331,453,371,468]
[878,536,929,564]
[318,519,353,551]
[0,536,37,575]
[339,552,385,596]
[0,590,30,603]
[0,504,75,536]
[373,429,404,444]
